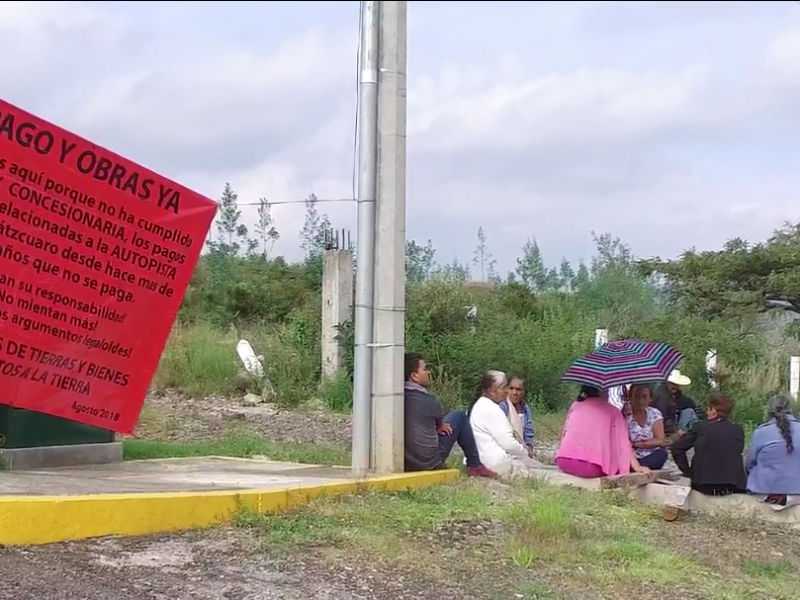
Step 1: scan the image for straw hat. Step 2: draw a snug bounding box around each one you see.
[667,369,691,386]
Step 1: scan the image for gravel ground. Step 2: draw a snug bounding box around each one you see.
[4,393,690,599]
[0,529,454,600]
[1,393,507,600]
[133,389,564,460]
[131,389,353,448]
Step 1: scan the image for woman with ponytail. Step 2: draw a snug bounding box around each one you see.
[746,395,800,501]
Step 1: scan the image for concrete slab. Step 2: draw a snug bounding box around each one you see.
[0,457,360,496]
[532,465,800,525]
[632,482,800,524]
[530,466,603,491]
[0,457,461,546]
[0,442,123,470]
[529,466,670,492]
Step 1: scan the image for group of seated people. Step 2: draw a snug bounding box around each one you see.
[403,352,800,503]
[403,353,537,479]
[557,369,800,501]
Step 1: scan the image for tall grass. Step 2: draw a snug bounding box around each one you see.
[153,295,800,430]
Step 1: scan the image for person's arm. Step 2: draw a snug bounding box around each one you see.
[484,404,528,457]
[523,404,535,447]
[671,425,698,477]
[423,395,447,434]
[746,429,760,473]
[652,390,676,434]
[735,424,746,455]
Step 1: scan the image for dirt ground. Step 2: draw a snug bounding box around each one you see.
[132,389,562,459]
[1,392,719,599]
[0,529,457,600]
[1,393,482,600]
[132,389,354,447]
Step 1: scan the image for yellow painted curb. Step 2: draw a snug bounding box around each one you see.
[0,468,460,546]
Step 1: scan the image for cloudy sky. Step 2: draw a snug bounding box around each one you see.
[3,0,800,275]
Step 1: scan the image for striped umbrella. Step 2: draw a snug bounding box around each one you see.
[562,339,684,389]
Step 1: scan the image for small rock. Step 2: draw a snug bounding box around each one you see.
[242,393,262,407]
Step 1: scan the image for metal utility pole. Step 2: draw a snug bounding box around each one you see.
[351,0,380,476]
[371,0,408,474]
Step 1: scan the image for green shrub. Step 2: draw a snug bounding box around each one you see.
[153,221,800,431]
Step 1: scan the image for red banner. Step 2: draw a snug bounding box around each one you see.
[0,98,217,433]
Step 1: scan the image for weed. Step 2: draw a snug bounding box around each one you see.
[122,432,350,465]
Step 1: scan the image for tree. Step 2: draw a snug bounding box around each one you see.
[558,257,575,292]
[591,231,634,275]
[406,239,437,283]
[210,182,249,255]
[574,260,590,290]
[577,232,658,330]
[254,197,280,259]
[638,221,800,318]
[516,237,548,291]
[434,257,471,282]
[300,193,331,257]
[473,226,497,281]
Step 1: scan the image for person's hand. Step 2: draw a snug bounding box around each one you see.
[437,424,453,436]
[635,465,651,474]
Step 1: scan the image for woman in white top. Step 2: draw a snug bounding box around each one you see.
[468,370,540,478]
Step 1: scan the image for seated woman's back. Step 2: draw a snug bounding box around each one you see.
[556,388,631,477]
[672,392,746,495]
[747,395,800,496]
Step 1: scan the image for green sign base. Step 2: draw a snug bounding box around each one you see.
[0,405,114,450]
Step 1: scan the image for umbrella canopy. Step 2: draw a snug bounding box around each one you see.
[562,339,684,389]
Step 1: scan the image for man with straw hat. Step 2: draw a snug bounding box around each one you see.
[653,369,700,436]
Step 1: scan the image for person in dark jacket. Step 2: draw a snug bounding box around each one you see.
[403,353,496,478]
[671,392,746,496]
[652,370,700,435]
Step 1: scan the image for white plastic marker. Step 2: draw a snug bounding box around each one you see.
[237,339,264,378]
[706,349,718,389]
[790,357,799,401]
[595,328,608,348]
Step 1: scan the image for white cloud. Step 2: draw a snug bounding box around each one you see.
[411,64,716,154]
[2,0,800,270]
[765,27,800,90]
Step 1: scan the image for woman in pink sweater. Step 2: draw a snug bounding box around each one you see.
[556,386,650,478]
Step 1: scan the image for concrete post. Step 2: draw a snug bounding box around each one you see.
[371,0,408,474]
[321,249,354,380]
[790,356,799,401]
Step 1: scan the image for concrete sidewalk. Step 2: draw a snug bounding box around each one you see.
[0,457,460,546]
[0,456,362,496]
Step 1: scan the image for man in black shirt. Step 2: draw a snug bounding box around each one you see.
[404,353,496,478]
[652,370,700,436]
